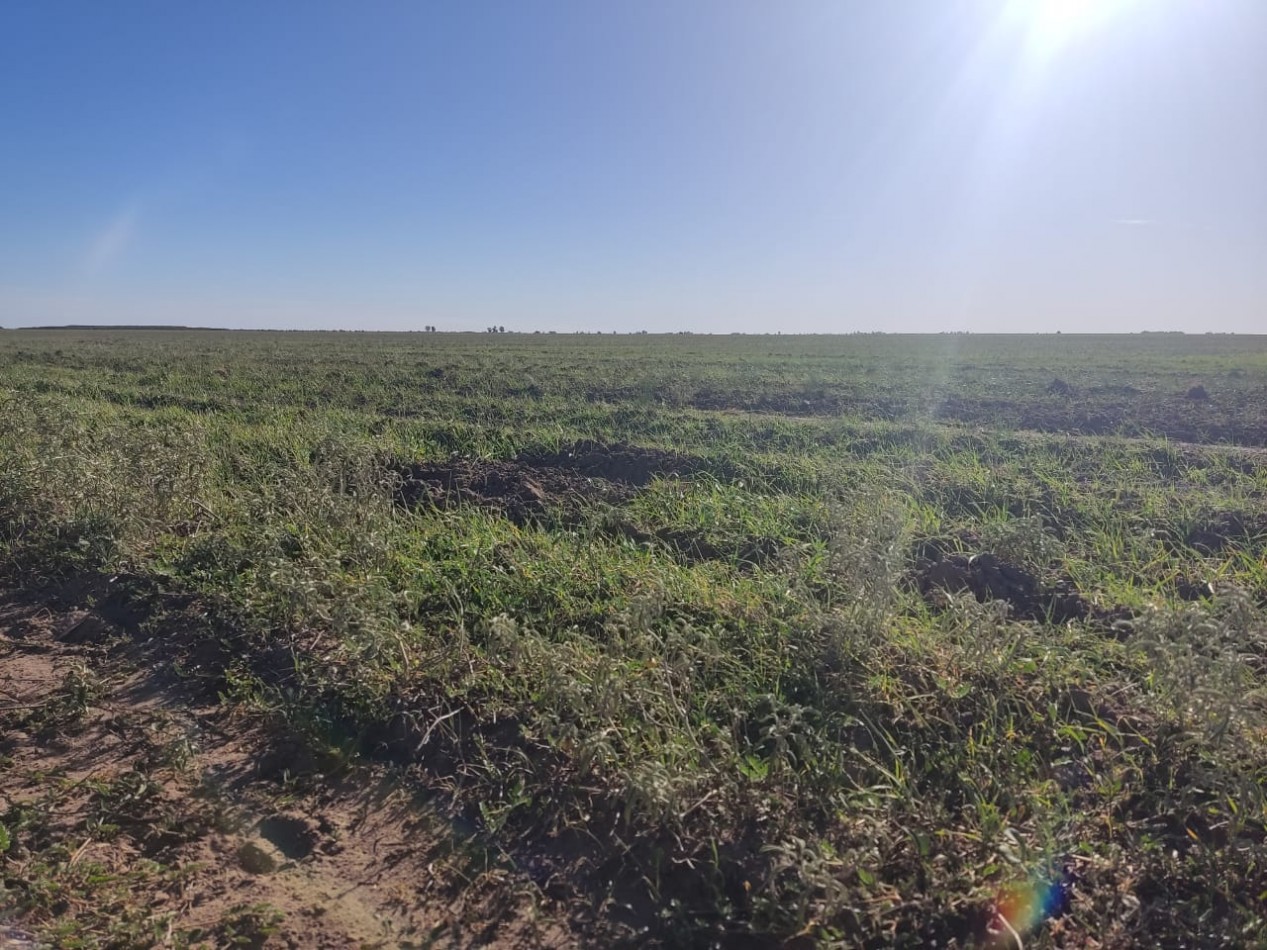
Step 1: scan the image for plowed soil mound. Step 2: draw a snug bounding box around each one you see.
[916,552,1130,626]
[395,459,633,523]
[395,441,732,522]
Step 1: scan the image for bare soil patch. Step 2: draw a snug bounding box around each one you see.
[0,580,588,948]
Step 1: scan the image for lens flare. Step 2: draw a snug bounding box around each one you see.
[985,865,1075,947]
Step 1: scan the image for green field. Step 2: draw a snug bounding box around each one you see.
[3,330,1267,947]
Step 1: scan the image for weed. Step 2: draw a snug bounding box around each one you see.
[218,902,285,947]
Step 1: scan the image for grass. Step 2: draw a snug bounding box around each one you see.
[2,329,1267,946]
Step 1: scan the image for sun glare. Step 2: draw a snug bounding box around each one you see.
[1010,0,1138,61]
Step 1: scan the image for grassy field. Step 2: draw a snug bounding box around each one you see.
[2,329,1267,947]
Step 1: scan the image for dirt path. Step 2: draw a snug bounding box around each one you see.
[0,581,580,948]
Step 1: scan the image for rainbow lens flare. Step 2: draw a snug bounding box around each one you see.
[985,865,1075,947]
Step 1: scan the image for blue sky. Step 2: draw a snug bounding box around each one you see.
[2,1,1264,332]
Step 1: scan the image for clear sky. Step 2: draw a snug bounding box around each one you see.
[2,1,1264,332]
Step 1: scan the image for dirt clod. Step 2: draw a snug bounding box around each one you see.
[238,839,281,874]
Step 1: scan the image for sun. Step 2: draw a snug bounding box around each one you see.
[1030,0,1100,33]
[1010,0,1137,60]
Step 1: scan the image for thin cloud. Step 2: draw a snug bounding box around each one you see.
[1112,217,1153,226]
[84,206,139,274]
